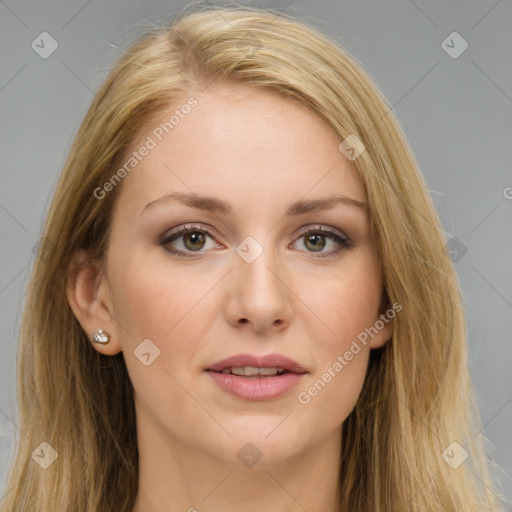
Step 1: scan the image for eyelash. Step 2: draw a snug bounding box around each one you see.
[159,223,353,259]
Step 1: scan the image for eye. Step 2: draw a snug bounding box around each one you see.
[291,225,353,258]
[160,223,220,257]
[160,223,353,258]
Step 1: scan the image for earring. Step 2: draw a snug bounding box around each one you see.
[92,329,110,344]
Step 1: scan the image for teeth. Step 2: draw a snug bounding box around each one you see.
[221,366,286,376]
[233,366,273,376]
[258,367,280,376]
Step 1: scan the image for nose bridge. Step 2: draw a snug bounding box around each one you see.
[228,233,292,330]
[235,233,283,295]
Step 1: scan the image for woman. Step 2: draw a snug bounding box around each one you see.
[1,4,504,511]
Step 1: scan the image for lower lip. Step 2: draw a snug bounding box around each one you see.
[206,371,306,401]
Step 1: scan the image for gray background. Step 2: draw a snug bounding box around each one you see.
[1,0,511,507]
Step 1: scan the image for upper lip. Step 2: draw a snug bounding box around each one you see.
[206,353,308,374]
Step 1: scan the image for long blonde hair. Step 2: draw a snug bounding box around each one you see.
[1,4,504,511]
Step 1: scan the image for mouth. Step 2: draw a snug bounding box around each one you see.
[213,366,292,378]
[205,353,308,401]
[206,353,308,375]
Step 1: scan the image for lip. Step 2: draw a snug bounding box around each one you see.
[205,353,308,401]
[206,353,308,373]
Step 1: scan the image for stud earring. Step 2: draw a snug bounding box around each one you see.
[92,329,110,344]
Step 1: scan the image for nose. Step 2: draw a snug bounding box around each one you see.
[224,243,293,334]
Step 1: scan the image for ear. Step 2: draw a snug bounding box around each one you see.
[66,249,122,355]
[368,306,396,350]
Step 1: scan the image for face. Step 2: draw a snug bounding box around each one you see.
[84,82,392,468]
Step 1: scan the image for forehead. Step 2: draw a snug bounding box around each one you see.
[111,83,366,218]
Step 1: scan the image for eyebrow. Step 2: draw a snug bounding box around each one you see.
[141,192,367,216]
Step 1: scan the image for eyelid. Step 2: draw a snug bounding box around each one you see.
[160,223,351,243]
[294,223,350,242]
[159,222,221,246]
[160,222,353,257]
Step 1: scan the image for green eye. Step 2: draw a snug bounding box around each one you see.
[160,224,353,258]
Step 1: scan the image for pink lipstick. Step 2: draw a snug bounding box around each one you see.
[205,353,308,401]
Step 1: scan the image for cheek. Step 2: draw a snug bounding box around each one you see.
[107,250,211,413]
[294,251,382,421]
[306,250,383,348]
[107,247,225,382]
[108,248,204,341]
[296,286,375,432]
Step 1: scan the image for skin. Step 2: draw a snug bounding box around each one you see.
[67,82,392,512]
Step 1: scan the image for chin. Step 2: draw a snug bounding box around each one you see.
[210,427,311,468]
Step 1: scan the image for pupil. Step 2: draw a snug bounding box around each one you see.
[184,232,205,250]
[306,234,325,252]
